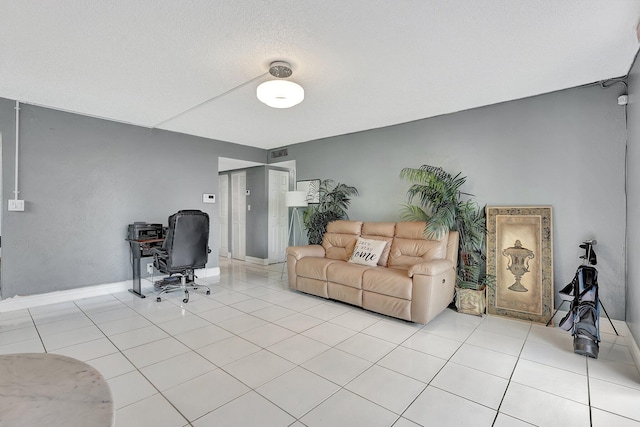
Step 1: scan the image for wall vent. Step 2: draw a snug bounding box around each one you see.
[270,149,288,159]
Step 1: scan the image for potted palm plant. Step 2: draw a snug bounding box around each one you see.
[302,179,359,245]
[400,164,493,315]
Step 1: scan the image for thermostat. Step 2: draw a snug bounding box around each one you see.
[202,193,216,204]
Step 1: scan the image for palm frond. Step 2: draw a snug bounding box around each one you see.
[303,179,359,244]
[400,204,431,222]
[400,164,489,291]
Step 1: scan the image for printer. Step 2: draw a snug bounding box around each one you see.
[127,222,164,241]
[127,222,165,257]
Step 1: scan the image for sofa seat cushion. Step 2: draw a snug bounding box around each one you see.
[297,257,338,281]
[327,262,373,289]
[362,267,412,300]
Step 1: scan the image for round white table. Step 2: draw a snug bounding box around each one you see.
[0,353,114,427]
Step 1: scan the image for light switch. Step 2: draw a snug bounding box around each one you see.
[248,205,251,211]
[202,193,216,204]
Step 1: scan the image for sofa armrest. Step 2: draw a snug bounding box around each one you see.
[286,245,326,260]
[408,259,455,278]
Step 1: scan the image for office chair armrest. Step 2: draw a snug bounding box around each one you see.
[151,247,168,259]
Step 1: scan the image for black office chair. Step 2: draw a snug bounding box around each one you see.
[152,210,211,303]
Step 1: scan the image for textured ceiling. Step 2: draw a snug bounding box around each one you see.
[1,1,639,150]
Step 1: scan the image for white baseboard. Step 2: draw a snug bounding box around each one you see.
[0,281,130,313]
[195,267,221,277]
[245,256,269,266]
[0,267,220,313]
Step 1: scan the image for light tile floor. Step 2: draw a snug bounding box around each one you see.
[1,258,640,426]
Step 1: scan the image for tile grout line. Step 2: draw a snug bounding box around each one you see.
[586,357,593,427]
[27,307,47,353]
[489,317,530,427]
[395,311,487,426]
[107,281,348,424]
[71,297,194,426]
[11,260,640,426]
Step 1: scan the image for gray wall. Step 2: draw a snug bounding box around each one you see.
[627,56,640,343]
[271,84,628,319]
[0,98,266,298]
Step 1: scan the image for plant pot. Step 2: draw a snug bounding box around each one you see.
[455,285,486,316]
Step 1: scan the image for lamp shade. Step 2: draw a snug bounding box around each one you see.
[257,80,304,108]
[285,191,308,207]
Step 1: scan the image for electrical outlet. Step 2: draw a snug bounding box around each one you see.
[147,263,154,274]
[8,199,25,211]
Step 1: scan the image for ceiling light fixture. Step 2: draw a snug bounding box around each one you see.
[256,61,304,109]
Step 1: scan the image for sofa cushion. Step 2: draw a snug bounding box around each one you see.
[362,267,412,300]
[362,222,395,237]
[322,233,359,260]
[297,257,338,281]
[321,221,361,260]
[392,221,448,269]
[326,220,363,234]
[327,261,372,289]
[388,237,448,270]
[348,237,388,266]
[395,221,429,239]
[361,222,395,267]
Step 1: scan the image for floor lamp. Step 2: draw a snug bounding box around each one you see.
[281,190,308,278]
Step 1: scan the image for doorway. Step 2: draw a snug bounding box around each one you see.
[218,174,229,258]
[231,171,246,260]
[268,169,289,263]
[0,133,2,295]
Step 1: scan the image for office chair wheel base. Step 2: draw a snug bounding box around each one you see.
[156,297,161,302]
[206,290,211,295]
[182,298,189,303]
[182,290,189,304]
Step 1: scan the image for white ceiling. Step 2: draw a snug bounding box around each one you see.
[1,1,639,150]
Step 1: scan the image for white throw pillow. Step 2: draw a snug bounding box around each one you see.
[348,237,388,266]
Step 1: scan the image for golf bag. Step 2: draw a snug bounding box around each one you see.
[557,241,600,358]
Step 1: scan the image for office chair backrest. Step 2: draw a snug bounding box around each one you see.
[164,210,210,270]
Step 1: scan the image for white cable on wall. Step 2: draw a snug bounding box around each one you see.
[13,100,19,201]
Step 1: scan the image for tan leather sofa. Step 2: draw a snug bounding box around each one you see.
[286,220,459,324]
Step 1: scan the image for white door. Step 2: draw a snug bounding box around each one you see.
[268,169,289,263]
[219,174,229,258]
[231,171,246,260]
